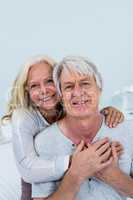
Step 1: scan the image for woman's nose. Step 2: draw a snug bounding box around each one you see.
[39,84,48,95]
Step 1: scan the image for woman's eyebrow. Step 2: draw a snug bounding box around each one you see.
[28,76,53,84]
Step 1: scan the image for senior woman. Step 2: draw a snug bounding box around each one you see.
[2,55,124,200]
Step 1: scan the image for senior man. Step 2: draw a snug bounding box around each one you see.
[32,56,133,200]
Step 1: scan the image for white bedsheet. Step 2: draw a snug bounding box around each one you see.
[0,142,21,200]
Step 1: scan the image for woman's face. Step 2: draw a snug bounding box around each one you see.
[27,61,59,112]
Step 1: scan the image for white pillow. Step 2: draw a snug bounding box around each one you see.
[0,122,12,144]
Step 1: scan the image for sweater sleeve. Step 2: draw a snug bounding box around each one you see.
[11,108,69,183]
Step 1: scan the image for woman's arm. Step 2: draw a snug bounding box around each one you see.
[12,108,70,183]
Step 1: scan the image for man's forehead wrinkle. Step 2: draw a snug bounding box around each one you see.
[62,67,92,78]
[63,77,91,85]
[61,68,92,82]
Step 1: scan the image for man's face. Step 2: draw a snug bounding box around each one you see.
[60,68,101,119]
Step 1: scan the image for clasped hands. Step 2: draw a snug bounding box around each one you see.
[69,138,123,184]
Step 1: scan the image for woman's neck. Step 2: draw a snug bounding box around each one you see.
[39,104,62,124]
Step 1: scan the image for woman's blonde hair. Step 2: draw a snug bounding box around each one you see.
[2,55,56,122]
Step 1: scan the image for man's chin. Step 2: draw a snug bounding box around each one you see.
[68,111,94,119]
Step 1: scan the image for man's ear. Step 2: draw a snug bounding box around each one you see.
[98,87,102,96]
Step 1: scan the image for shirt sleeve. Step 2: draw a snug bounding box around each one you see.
[11,108,70,183]
[32,181,57,198]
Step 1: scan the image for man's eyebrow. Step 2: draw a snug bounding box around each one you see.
[80,77,90,81]
[62,78,90,85]
[62,81,74,85]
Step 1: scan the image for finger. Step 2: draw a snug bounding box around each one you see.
[116,149,123,157]
[118,112,124,123]
[115,146,123,153]
[100,156,113,170]
[86,142,91,148]
[74,140,84,155]
[113,145,123,156]
[111,144,118,163]
[93,138,109,150]
[108,110,117,128]
[114,144,123,152]
[111,113,121,127]
[112,141,123,151]
[101,107,109,115]
[104,109,113,127]
[112,112,122,127]
[113,112,124,127]
[100,148,112,163]
[112,141,121,146]
[97,142,111,155]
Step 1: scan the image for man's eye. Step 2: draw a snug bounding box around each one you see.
[82,82,91,86]
[65,85,73,90]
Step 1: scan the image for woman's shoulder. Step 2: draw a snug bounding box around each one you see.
[11,108,40,129]
[12,108,37,121]
[11,108,48,133]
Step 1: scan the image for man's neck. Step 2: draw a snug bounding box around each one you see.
[58,113,103,145]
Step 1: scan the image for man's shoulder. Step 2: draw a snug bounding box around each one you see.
[101,119,133,141]
[34,123,64,156]
[103,119,133,132]
[116,119,133,132]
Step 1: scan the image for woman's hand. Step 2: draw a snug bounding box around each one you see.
[111,141,123,157]
[94,140,123,181]
[101,106,124,128]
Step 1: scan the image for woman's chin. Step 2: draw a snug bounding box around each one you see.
[40,102,58,112]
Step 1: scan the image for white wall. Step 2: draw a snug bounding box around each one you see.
[0,0,133,116]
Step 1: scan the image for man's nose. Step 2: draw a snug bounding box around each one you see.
[72,84,82,96]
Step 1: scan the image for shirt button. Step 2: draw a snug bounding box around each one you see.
[72,144,76,151]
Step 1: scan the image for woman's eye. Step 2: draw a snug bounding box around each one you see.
[30,84,38,89]
[47,79,54,83]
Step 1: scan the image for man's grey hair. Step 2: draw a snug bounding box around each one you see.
[53,56,103,95]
